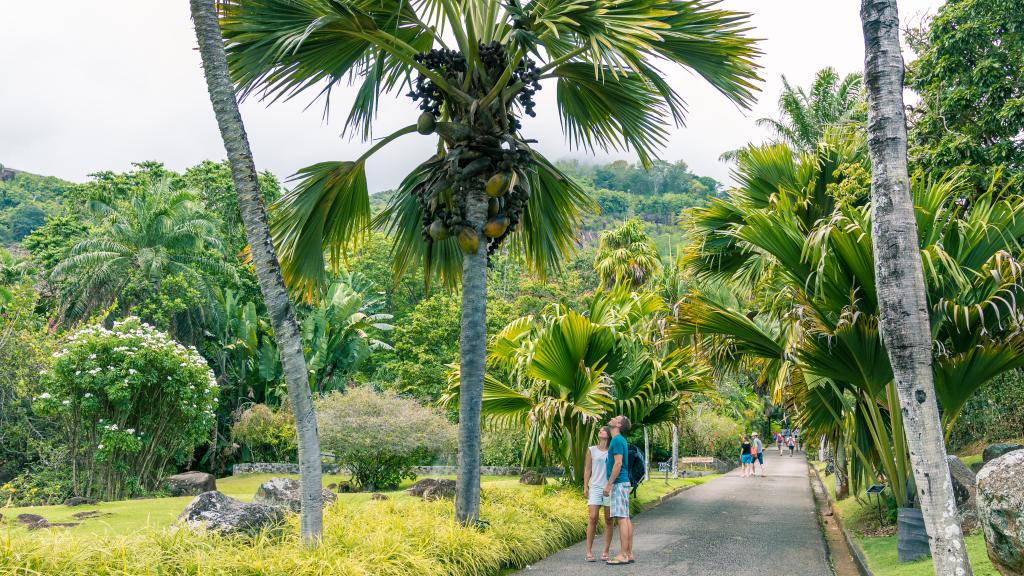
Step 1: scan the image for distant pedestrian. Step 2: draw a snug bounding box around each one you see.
[752,432,765,475]
[604,415,634,565]
[776,432,784,455]
[794,429,801,452]
[787,434,795,457]
[740,434,753,477]
[583,426,613,563]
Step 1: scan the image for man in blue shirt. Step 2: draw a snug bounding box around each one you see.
[603,414,633,565]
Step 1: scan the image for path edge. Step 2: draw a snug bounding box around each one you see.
[808,463,875,576]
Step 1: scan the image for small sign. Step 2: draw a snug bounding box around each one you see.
[866,484,886,495]
[658,462,672,473]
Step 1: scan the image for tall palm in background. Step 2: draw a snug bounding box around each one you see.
[220,0,761,523]
[757,67,864,153]
[860,0,971,571]
[190,0,324,543]
[594,219,662,289]
[52,180,233,325]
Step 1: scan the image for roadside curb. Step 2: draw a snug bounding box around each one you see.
[808,464,874,576]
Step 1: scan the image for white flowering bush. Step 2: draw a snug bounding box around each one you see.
[36,317,218,500]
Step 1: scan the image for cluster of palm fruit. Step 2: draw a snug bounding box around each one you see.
[413,138,534,255]
[407,41,541,256]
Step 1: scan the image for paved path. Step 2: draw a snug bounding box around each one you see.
[518,450,831,575]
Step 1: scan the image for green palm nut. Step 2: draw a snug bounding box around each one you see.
[486,173,510,198]
[416,112,437,135]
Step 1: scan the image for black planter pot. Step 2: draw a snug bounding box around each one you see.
[897,507,930,563]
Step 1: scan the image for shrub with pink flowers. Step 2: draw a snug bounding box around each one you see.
[35,317,218,500]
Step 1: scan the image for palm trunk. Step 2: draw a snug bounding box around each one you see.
[835,436,849,500]
[189,0,323,544]
[456,187,488,524]
[859,1,971,572]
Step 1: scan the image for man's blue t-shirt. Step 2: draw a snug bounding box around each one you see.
[606,434,630,484]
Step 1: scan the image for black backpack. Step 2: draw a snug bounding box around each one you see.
[627,444,646,496]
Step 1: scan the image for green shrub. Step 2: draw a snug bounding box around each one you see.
[316,387,455,490]
[481,428,527,467]
[35,317,218,500]
[679,411,743,463]
[0,487,585,576]
[231,403,297,462]
[948,370,1024,451]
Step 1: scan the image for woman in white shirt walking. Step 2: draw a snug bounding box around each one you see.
[583,426,614,562]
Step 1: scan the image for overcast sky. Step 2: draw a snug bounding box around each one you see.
[0,0,942,191]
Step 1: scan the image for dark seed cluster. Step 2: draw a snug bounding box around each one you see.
[407,48,466,116]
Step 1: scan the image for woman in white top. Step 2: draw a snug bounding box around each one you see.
[583,426,614,562]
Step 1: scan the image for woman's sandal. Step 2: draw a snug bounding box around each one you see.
[585,554,596,562]
[600,553,610,561]
[606,556,630,565]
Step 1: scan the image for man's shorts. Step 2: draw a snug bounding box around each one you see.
[610,483,631,518]
[756,452,764,465]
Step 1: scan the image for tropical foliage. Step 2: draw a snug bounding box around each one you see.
[756,67,864,153]
[594,219,662,288]
[453,288,708,484]
[678,130,1024,502]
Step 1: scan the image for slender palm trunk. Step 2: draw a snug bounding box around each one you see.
[859,1,971,572]
[456,187,488,524]
[835,436,849,500]
[189,0,323,544]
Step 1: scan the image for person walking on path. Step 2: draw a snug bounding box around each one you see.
[776,432,784,455]
[740,434,753,477]
[752,432,765,475]
[604,415,634,565]
[583,426,613,562]
[787,434,796,457]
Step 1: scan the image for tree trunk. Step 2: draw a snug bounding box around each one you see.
[859,1,971,572]
[835,436,849,500]
[671,424,679,479]
[643,428,650,483]
[189,0,323,544]
[456,187,488,524]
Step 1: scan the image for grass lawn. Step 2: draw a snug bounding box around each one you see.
[1,471,716,537]
[814,464,998,576]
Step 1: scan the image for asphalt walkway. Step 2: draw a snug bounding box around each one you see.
[518,450,831,575]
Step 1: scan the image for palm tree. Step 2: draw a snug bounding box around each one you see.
[51,180,233,327]
[219,0,761,523]
[680,134,1020,570]
[757,67,864,154]
[860,0,971,572]
[190,0,324,544]
[594,219,662,289]
[452,288,708,484]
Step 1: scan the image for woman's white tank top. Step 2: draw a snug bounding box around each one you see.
[588,445,609,488]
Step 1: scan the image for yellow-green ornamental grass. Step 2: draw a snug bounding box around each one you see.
[0,488,584,576]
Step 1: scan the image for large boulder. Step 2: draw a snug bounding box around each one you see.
[978,448,1024,575]
[63,496,97,507]
[983,443,1024,464]
[407,478,456,501]
[252,477,336,513]
[177,491,285,536]
[166,471,217,496]
[519,470,546,486]
[16,514,48,529]
[947,455,979,530]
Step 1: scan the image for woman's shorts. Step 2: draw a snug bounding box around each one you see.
[741,454,753,464]
[588,489,610,507]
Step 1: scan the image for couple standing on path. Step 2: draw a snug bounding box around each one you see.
[582,415,634,566]
[739,432,765,477]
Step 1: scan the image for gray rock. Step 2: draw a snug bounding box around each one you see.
[252,477,336,513]
[983,443,1024,464]
[947,455,978,530]
[371,493,389,501]
[978,448,1024,575]
[64,496,97,507]
[178,491,285,536]
[16,513,48,529]
[166,471,217,496]
[407,478,456,500]
[519,470,546,486]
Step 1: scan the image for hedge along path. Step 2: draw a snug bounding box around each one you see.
[520,451,831,575]
[0,487,588,576]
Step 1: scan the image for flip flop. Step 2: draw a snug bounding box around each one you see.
[606,557,630,565]
[601,553,610,561]
[586,555,596,562]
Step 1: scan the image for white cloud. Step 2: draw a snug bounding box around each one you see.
[0,0,942,190]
